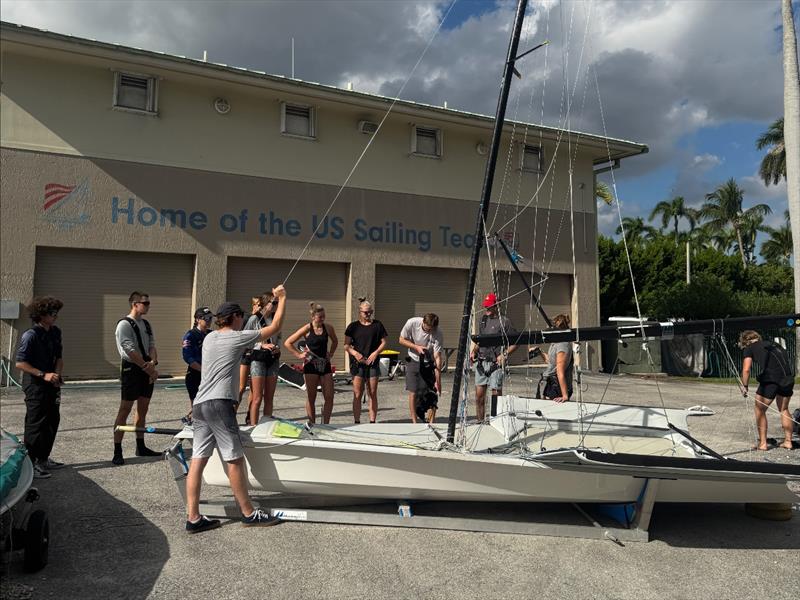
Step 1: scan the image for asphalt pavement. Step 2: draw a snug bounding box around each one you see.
[1,371,797,600]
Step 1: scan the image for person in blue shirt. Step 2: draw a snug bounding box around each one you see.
[15,296,65,479]
[181,307,213,425]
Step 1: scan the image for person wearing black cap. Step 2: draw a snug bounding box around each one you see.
[181,306,213,425]
[185,285,287,534]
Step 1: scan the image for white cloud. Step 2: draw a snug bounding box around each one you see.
[0,0,786,182]
[691,154,722,171]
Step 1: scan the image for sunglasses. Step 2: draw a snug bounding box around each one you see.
[47,310,59,317]
[136,301,151,306]
[360,310,373,316]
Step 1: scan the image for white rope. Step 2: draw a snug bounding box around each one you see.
[282,0,458,284]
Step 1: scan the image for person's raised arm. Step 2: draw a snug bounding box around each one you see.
[259,285,286,340]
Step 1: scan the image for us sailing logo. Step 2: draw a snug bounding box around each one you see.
[41,180,91,229]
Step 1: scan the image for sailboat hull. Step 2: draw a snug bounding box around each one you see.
[189,411,799,505]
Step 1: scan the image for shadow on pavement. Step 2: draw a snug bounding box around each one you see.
[3,466,169,600]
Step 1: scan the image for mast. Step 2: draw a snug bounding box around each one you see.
[447,0,530,443]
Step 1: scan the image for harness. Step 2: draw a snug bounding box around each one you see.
[476,314,502,377]
[119,317,153,362]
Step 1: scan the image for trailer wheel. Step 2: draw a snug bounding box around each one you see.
[23,510,48,572]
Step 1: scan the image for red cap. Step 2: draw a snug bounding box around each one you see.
[482,293,498,308]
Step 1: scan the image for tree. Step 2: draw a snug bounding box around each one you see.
[756,118,786,186]
[648,196,694,243]
[615,216,658,245]
[700,178,771,269]
[761,213,793,264]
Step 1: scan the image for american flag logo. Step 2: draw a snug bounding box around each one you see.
[43,183,76,211]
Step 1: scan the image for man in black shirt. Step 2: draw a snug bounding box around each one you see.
[15,296,65,479]
[739,330,794,451]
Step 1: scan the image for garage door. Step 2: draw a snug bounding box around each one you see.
[226,258,348,368]
[33,247,194,379]
[375,265,468,356]
[495,271,572,365]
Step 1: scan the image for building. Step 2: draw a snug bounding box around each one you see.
[0,22,647,379]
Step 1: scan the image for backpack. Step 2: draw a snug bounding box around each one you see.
[119,317,153,362]
[759,342,794,388]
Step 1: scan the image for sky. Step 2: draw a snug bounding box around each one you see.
[1,0,795,240]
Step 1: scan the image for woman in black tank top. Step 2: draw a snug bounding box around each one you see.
[284,303,339,424]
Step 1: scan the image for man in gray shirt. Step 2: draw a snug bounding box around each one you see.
[185,285,287,535]
[470,293,517,420]
[399,314,443,423]
[112,291,160,465]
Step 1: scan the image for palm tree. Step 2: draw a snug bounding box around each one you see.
[595,181,614,205]
[737,211,768,265]
[615,217,658,245]
[648,196,693,243]
[701,178,772,268]
[756,118,785,186]
[761,223,793,265]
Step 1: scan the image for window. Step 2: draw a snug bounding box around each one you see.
[281,102,316,139]
[113,72,158,114]
[411,125,442,158]
[520,144,543,173]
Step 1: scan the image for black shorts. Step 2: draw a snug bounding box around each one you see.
[120,362,154,401]
[185,369,201,401]
[303,358,332,376]
[756,381,794,400]
[240,350,253,367]
[350,361,380,379]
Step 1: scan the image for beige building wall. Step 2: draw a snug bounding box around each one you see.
[0,25,646,378]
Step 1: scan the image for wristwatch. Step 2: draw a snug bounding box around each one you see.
[37,370,44,378]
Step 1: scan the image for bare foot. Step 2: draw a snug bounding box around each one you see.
[778,442,793,450]
[751,444,769,451]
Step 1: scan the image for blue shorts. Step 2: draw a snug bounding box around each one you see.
[251,359,279,378]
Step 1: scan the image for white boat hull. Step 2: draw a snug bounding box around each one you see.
[186,399,799,505]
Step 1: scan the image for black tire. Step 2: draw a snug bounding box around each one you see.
[23,509,49,572]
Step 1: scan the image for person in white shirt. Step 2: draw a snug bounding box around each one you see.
[398,314,443,423]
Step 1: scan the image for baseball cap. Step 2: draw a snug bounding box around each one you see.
[215,302,244,318]
[194,306,213,320]
[482,293,498,308]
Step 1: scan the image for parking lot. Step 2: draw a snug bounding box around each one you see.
[1,372,798,600]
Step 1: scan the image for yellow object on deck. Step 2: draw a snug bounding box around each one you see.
[272,421,304,439]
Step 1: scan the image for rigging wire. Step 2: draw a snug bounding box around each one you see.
[282,0,458,284]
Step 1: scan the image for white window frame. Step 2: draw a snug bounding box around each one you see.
[112,71,159,115]
[519,143,543,173]
[280,102,317,140]
[411,124,443,158]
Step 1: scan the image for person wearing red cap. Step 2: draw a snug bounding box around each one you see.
[469,292,517,420]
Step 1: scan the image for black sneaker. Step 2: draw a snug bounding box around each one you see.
[112,454,125,466]
[135,446,161,457]
[33,460,51,479]
[44,458,65,469]
[241,508,281,527]
[185,515,221,534]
